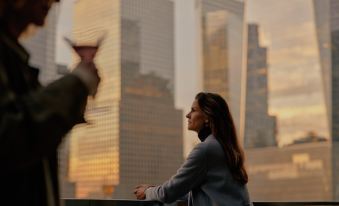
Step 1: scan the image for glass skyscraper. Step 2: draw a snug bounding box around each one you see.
[313,0,339,199]
[244,24,277,148]
[67,0,183,198]
[201,0,245,137]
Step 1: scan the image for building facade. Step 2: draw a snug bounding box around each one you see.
[21,5,60,85]
[246,142,332,200]
[67,0,183,198]
[200,0,245,136]
[313,0,339,199]
[244,24,277,148]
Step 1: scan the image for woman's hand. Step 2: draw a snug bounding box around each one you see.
[134,184,153,200]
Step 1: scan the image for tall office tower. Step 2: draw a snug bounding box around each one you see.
[21,5,60,86]
[244,24,277,148]
[313,0,339,199]
[68,0,183,198]
[201,0,245,136]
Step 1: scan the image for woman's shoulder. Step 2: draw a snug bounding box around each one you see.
[203,135,225,155]
[204,135,221,147]
[191,135,223,157]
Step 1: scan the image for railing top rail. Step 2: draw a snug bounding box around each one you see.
[63,199,339,206]
[64,199,163,206]
[253,202,339,206]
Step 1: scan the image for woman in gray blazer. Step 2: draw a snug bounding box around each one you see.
[134,92,252,206]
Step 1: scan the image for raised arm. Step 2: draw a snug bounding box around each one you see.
[0,64,89,173]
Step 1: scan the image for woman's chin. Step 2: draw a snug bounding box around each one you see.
[187,127,197,132]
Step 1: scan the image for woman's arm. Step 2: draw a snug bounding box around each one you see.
[143,142,208,203]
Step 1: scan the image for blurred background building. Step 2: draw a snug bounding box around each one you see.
[313,0,339,199]
[67,0,183,198]
[244,24,277,148]
[246,141,332,200]
[245,0,335,201]
[200,0,245,136]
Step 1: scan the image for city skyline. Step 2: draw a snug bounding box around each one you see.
[247,0,329,146]
[56,0,330,147]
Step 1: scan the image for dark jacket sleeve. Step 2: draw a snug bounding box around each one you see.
[145,142,207,203]
[0,64,89,174]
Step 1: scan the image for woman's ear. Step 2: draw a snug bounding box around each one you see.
[204,120,209,127]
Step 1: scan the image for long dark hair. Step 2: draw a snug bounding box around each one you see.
[195,92,248,185]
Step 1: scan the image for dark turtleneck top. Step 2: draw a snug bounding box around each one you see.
[198,126,212,142]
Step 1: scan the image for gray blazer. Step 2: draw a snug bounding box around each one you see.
[145,134,252,206]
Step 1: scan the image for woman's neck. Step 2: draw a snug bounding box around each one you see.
[198,126,212,142]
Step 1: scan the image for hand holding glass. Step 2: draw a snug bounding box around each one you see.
[64,32,106,124]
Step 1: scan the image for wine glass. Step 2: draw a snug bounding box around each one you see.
[63,32,106,63]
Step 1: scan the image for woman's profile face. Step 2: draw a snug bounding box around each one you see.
[186,100,208,132]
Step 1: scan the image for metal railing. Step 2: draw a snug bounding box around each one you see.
[253,203,339,206]
[64,199,163,206]
[64,199,339,206]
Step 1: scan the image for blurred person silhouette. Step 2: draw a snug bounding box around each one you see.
[0,0,100,205]
[134,92,252,206]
